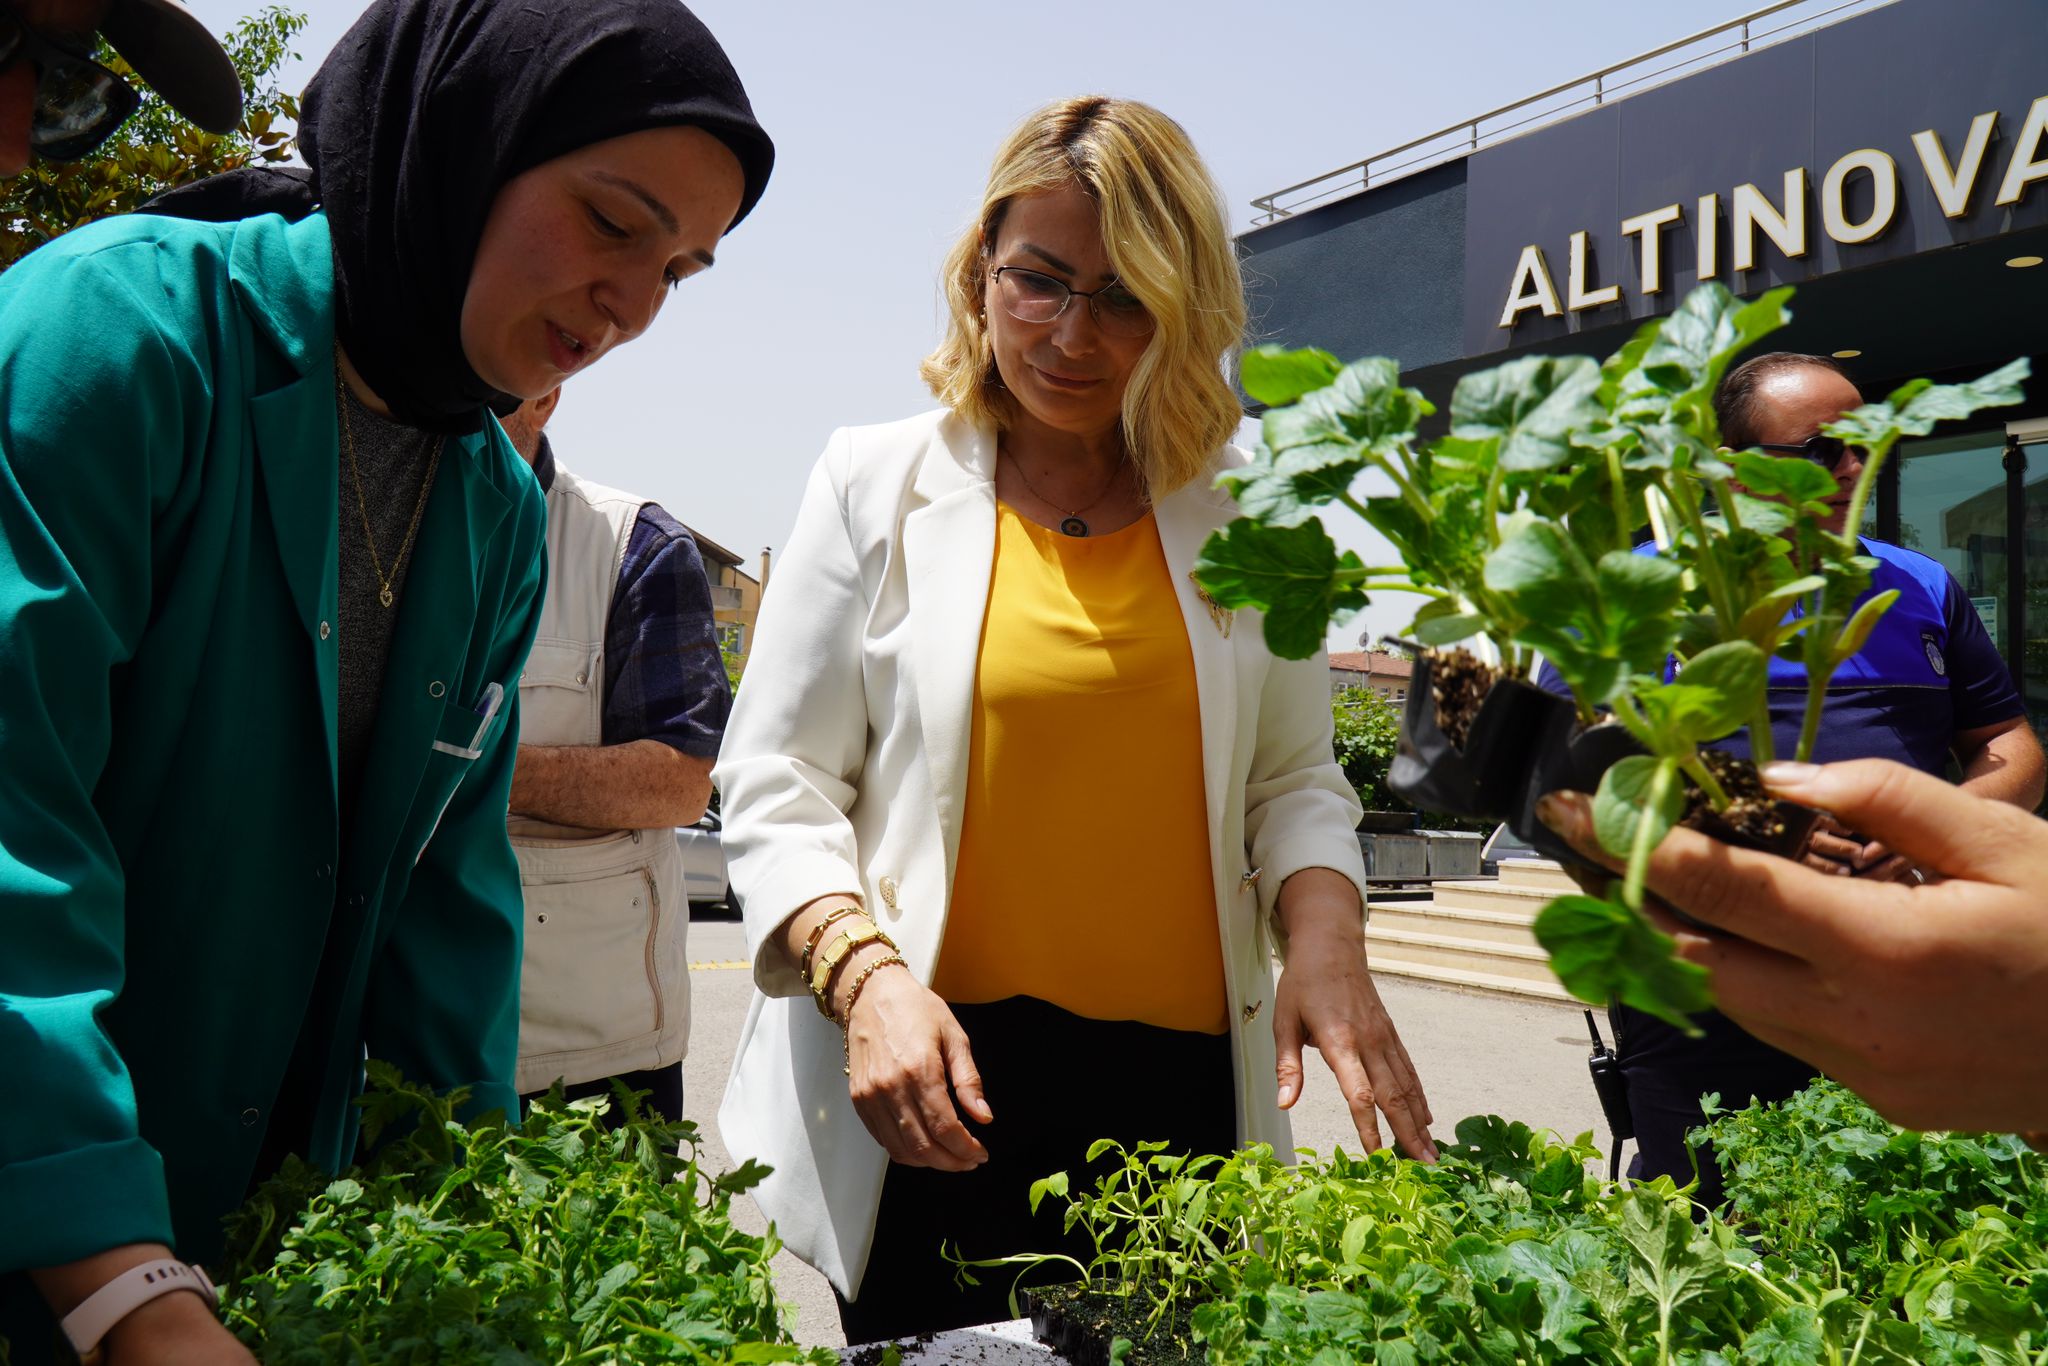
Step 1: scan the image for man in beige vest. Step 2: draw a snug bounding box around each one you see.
[499,390,730,1123]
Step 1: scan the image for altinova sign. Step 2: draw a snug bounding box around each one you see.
[1499,94,2048,329]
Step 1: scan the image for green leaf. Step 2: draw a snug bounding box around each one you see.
[1636,283,1794,407]
[1831,588,1900,668]
[1484,518,1597,623]
[1195,519,1367,660]
[1827,357,2031,447]
[1263,357,1432,461]
[1534,894,1712,1029]
[1241,344,1343,407]
[1736,575,1825,645]
[1450,355,1603,472]
[1741,1306,1828,1365]
[1592,756,1684,859]
[1637,641,1768,746]
[1414,610,1486,647]
[1619,1189,1722,1331]
[1594,551,1683,664]
[1732,451,1839,506]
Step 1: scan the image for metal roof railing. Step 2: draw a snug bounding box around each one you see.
[1249,0,1897,227]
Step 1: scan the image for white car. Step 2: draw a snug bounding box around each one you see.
[675,809,731,907]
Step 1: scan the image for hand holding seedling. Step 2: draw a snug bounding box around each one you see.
[1196,283,2028,1028]
[1539,759,2048,1133]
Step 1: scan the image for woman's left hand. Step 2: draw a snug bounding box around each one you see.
[1273,869,1438,1162]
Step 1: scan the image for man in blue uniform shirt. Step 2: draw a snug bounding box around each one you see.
[1553,352,2044,1204]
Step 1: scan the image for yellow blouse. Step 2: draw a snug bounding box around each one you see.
[931,502,1227,1035]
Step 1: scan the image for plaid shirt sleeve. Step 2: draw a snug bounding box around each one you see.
[600,502,732,757]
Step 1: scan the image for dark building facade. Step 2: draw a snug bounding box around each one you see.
[1241,0,2048,725]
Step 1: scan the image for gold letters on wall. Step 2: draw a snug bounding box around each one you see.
[1498,99,2046,329]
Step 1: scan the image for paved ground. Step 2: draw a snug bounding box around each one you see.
[681,908,1618,1350]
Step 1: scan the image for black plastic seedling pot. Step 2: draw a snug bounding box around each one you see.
[1387,650,1575,823]
[1510,719,1648,864]
[1685,797,1824,862]
[1024,1290,1116,1366]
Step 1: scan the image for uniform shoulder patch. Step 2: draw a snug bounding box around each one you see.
[1922,630,1947,677]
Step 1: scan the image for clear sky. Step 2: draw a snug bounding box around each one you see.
[188,0,1799,649]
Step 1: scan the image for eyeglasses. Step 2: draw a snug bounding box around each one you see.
[990,265,1155,339]
[0,9,140,163]
[1755,433,1862,473]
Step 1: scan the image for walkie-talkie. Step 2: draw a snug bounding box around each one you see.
[1585,1010,1633,1181]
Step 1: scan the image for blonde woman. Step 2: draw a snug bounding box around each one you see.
[716,97,1434,1340]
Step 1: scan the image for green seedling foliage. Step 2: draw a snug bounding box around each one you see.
[1532,894,1711,1032]
[1193,519,1371,660]
[969,1081,2046,1365]
[1592,756,1685,859]
[1195,281,2026,1026]
[1631,642,1768,754]
[1241,345,1344,408]
[1450,355,1604,473]
[202,1068,831,1365]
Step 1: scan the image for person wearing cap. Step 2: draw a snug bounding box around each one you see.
[0,1,773,1361]
[0,0,242,177]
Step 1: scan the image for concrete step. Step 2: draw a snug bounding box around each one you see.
[1369,901,1543,948]
[1368,954,1577,1004]
[1423,881,1558,918]
[1365,925,1557,986]
[1497,858,1579,893]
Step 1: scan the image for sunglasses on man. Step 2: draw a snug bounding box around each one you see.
[0,7,140,162]
[1754,433,1862,473]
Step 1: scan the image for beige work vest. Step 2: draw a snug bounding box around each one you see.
[511,461,691,1095]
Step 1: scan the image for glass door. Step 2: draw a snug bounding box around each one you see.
[1893,429,2011,654]
[2017,430,2048,736]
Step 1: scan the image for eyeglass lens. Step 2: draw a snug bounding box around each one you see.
[32,60,134,159]
[995,268,1154,338]
[4,16,140,162]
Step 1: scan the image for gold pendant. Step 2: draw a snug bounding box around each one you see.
[379,585,394,609]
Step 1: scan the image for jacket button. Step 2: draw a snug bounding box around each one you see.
[318,620,331,641]
[240,1108,259,1127]
[575,672,588,685]
[428,680,446,698]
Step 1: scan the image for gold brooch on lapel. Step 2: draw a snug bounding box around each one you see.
[1189,574,1234,638]
[1241,1000,1264,1024]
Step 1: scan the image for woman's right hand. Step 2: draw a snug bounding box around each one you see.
[842,958,992,1171]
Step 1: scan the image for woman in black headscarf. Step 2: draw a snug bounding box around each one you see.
[0,3,770,1361]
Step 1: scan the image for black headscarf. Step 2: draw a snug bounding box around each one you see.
[146,0,774,433]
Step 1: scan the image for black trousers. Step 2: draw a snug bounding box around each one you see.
[520,1061,685,1128]
[1614,1003,1818,1208]
[835,996,1236,1346]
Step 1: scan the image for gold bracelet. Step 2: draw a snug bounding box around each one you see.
[810,922,897,1017]
[798,905,863,982]
[839,954,909,1074]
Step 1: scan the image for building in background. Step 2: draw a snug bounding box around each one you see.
[1329,649,1413,701]
[1240,0,2048,736]
[686,527,769,669]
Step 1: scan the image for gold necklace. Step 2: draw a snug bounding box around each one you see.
[336,356,442,609]
[1002,446,1129,537]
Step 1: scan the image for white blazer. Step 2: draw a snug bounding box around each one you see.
[714,409,1367,1298]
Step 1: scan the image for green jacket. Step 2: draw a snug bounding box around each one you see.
[0,211,546,1324]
